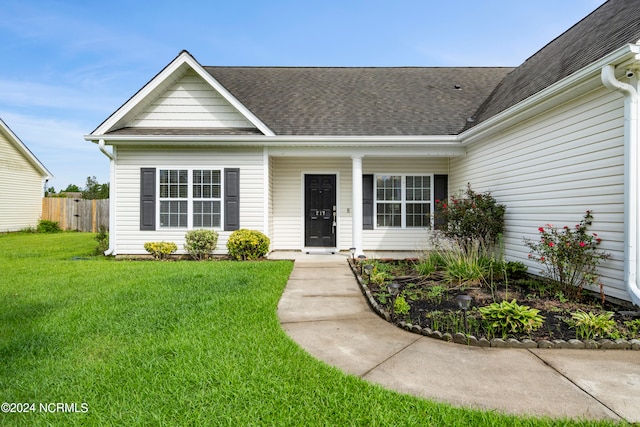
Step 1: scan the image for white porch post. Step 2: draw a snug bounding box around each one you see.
[351,155,364,256]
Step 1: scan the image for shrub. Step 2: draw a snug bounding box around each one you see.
[95,226,109,254]
[568,310,616,341]
[479,299,544,339]
[524,211,610,301]
[226,229,270,261]
[184,229,219,260]
[435,184,506,251]
[37,219,61,233]
[144,241,178,260]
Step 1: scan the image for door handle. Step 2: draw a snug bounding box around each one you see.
[332,205,337,234]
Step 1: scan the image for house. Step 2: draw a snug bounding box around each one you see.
[86,0,640,305]
[0,117,51,232]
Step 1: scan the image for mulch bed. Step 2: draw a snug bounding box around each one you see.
[351,259,640,345]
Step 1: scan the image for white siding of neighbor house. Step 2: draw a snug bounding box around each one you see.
[112,146,266,255]
[270,156,449,252]
[129,69,255,129]
[450,86,627,300]
[0,131,44,232]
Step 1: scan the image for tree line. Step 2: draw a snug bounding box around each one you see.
[46,176,109,200]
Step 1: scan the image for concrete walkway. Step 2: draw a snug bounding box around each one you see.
[275,253,640,423]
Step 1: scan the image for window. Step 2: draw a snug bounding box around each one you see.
[375,175,432,228]
[193,170,221,228]
[159,169,222,228]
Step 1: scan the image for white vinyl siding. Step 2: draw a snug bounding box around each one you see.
[129,69,255,129]
[451,86,627,300]
[0,131,44,232]
[112,146,265,255]
[270,156,448,251]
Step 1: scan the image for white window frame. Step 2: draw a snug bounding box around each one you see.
[157,167,224,230]
[374,173,434,229]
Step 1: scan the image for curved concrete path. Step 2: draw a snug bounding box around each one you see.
[274,253,640,423]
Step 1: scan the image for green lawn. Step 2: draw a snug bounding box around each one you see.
[0,233,619,426]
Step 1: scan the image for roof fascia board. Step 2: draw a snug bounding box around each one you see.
[84,134,459,145]
[461,44,640,145]
[0,118,52,178]
[91,51,275,137]
[82,135,465,156]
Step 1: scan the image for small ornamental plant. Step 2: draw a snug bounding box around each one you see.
[226,229,270,261]
[524,211,610,301]
[144,241,178,260]
[479,299,544,339]
[184,229,219,260]
[435,184,506,251]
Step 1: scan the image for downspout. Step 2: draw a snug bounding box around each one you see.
[601,65,640,306]
[98,139,116,256]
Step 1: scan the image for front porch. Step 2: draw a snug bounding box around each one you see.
[267,154,455,255]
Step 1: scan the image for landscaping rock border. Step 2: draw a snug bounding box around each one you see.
[348,261,640,350]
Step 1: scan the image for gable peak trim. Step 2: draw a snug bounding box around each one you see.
[90,51,275,137]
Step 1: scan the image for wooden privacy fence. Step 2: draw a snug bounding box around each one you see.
[41,198,109,232]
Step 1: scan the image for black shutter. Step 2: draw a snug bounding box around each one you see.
[224,168,240,231]
[363,174,374,230]
[140,168,156,230]
[434,174,448,230]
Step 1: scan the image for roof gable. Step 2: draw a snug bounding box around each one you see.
[0,118,51,179]
[127,69,256,129]
[91,51,274,136]
[470,0,640,127]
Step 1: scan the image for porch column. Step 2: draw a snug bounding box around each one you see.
[351,155,363,256]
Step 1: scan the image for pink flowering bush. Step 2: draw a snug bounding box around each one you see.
[524,211,610,301]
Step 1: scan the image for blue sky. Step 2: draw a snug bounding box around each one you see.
[1,0,605,190]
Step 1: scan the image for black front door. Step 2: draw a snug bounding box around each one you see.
[305,174,336,247]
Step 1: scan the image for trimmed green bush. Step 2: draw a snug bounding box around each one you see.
[143,241,178,260]
[184,229,219,260]
[226,229,270,260]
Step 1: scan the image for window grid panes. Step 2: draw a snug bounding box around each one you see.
[160,201,188,228]
[406,176,431,227]
[160,169,188,198]
[158,169,222,229]
[375,175,432,228]
[193,201,221,228]
[193,170,221,199]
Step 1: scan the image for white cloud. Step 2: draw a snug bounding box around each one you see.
[0,111,108,188]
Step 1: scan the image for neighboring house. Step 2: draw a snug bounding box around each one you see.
[0,118,51,232]
[86,0,640,305]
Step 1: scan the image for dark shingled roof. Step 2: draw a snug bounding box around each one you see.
[102,0,639,139]
[205,67,512,136]
[469,0,640,128]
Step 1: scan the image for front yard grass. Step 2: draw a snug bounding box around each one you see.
[0,233,619,426]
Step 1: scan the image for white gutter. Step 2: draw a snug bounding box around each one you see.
[84,134,460,144]
[601,65,640,307]
[98,139,116,256]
